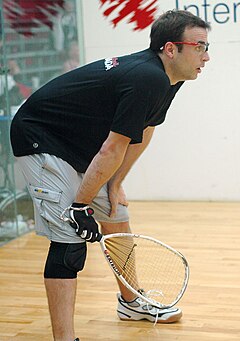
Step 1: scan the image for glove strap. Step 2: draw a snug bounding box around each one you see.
[71,203,94,216]
[60,203,94,222]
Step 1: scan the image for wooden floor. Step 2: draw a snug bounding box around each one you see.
[0,201,240,341]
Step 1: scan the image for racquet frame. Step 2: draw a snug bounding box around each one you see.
[99,232,189,309]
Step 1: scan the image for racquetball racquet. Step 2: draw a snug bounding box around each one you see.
[60,208,189,309]
[98,233,189,309]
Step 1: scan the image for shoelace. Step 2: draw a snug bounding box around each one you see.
[137,290,165,326]
[149,305,159,326]
[136,297,160,326]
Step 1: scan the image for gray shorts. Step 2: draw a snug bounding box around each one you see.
[17,154,129,243]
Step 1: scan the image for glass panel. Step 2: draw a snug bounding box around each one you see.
[0,0,80,244]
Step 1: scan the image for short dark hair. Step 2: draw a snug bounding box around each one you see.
[150,10,211,53]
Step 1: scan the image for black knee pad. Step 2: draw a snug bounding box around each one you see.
[44,241,87,279]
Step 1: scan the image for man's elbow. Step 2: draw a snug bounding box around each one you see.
[99,133,130,157]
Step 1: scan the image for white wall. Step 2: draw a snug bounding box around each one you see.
[81,0,240,201]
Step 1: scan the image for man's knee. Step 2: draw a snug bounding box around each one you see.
[100,221,130,235]
[44,241,87,279]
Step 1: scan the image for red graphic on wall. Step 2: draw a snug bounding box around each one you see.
[3,0,65,36]
[100,0,159,30]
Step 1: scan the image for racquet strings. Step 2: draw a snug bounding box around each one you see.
[104,235,187,306]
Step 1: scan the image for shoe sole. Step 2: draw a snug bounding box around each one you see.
[118,310,182,324]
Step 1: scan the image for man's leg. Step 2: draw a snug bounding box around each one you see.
[16,155,85,339]
[99,220,182,323]
[44,278,76,341]
[44,241,87,341]
[100,220,136,302]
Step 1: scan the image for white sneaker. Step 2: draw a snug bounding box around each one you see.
[117,293,182,324]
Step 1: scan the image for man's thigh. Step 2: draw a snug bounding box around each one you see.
[17,153,82,242]
[17,154,129,241]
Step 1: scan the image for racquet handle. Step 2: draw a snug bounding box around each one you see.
[80,232,103,242]
[96,233,103,242]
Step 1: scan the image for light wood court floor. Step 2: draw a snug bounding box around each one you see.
[0,201,240,341]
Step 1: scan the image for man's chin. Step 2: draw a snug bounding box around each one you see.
[186,74,199,81]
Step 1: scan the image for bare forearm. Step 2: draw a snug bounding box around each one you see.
[75,151,124,203]
[75,132,130,204]
[110,126,155,186]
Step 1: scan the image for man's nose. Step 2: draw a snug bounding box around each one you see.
[203,51,210,62]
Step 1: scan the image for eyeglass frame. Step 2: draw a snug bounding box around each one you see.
[170,41,209,53]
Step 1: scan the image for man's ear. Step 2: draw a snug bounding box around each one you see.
[163,42,176,59]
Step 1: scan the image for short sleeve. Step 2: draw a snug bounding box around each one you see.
[111,67,170,143]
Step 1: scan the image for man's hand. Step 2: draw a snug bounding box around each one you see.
[108,183,128,218]
[69,203,101,243]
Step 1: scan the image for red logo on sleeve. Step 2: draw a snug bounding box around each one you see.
[104,57,119,71]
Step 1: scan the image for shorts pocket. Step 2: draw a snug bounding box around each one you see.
[29,184,62,225]
[29,185,61,202]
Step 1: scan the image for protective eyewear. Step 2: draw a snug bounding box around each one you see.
[171,41,209,53]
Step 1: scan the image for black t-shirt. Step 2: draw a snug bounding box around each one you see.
[10,49,184,172]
